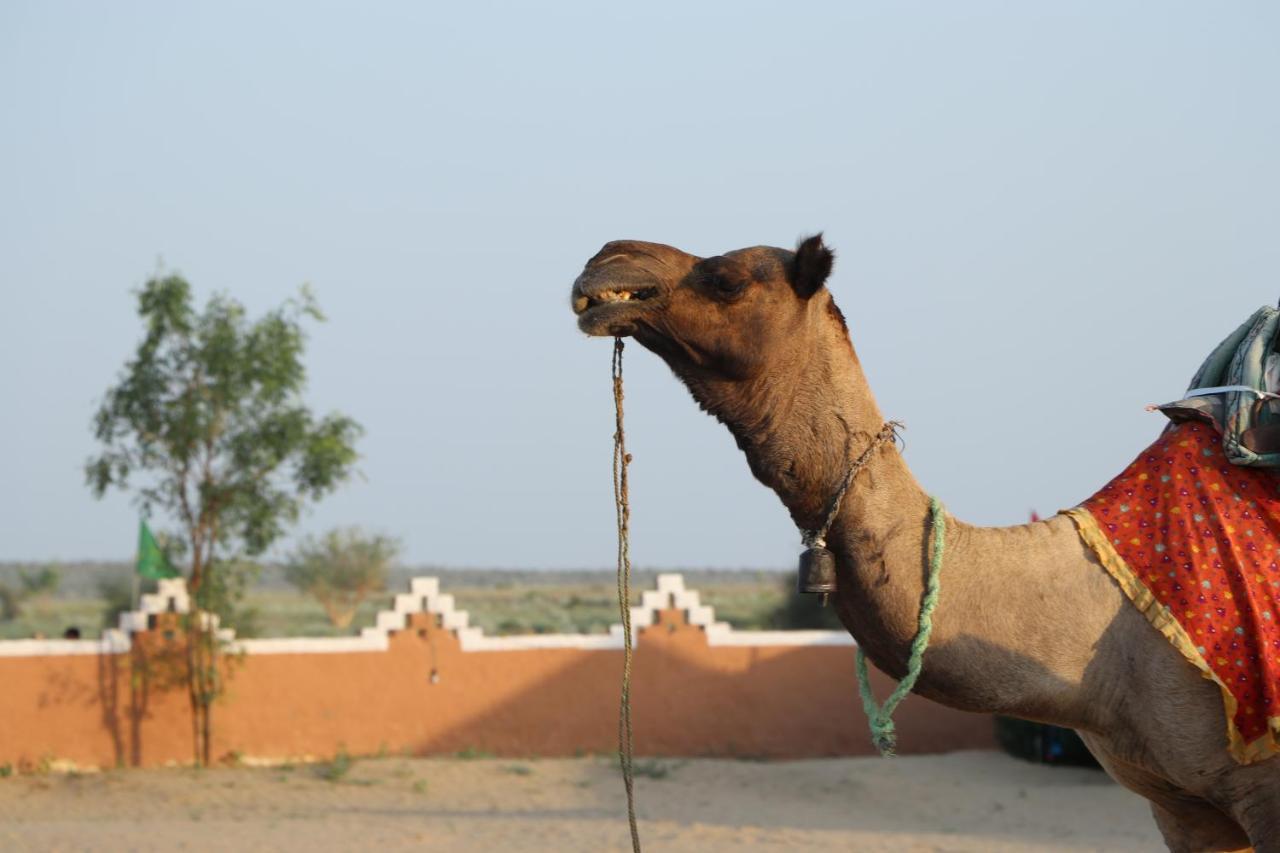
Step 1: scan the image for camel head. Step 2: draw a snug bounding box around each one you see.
[570,235,839,386]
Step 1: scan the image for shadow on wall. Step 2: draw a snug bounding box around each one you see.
[101,619,190,768]
[34,615,190,769]
[425,607,994,759]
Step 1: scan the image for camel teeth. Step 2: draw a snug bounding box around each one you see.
[588,288,649,306]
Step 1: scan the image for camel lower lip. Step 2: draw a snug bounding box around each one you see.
[576,301,645,336]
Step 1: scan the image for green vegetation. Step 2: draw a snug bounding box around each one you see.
[318,748,353,782]
[0,565,60,623]
[18,566,60,600]
[629,758,683,780]
[84,275,361,767]
[455,578,783,636]
[0,566,807,640]
[455,746,494,760]
[0,597,106,641]
[768,576,845,630]
[284,528,398,628]
[95,574,136,633]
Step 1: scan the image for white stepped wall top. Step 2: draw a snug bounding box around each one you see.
[0,573,853,657]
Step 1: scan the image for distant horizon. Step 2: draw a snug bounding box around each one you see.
[0,558,794,573]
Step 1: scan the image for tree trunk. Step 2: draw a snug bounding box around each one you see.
[186,535,205,767]
[322,597,358,629]
[186,618,204,766]
[201,621,214,767]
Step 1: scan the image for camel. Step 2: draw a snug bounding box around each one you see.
[570,235,1280,852]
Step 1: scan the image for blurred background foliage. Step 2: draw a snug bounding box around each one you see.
[0,563,814,640]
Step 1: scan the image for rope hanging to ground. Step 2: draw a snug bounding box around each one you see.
[855,495,947,756]
[611,337,642,853]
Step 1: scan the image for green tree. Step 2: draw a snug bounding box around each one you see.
[19,566,60,600]
[86,274,361,766]
[285,528,398,629]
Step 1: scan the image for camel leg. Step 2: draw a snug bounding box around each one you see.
[1080,732,1249,851]
[1149,801,1251,853]
[1232,784,1280,853]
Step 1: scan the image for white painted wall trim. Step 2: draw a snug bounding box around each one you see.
[0,637,124,657]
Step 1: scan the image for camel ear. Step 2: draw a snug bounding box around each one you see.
[790,234,834,298]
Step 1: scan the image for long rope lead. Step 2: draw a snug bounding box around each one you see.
[609,342,939,816]
[611,337,642,853]
[855,495,946,756]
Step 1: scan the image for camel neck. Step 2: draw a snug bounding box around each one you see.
[713,317,1111,729]
[648,293,1122,730]
[690,312,938,678]
[730,319,932,566]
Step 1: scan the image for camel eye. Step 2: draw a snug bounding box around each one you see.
[705,270,750,302]
[714,276,745,296]
[700,257,749,301]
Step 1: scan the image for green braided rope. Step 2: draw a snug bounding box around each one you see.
[855,496,946,756]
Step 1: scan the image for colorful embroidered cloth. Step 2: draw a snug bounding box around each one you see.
[1065,421,1280,763]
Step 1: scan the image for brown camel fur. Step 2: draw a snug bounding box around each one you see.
[570,235,1280,851]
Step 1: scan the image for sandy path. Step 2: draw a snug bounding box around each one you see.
[0,751,1162,851]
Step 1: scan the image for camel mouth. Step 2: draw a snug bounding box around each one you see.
[574,286,659,314]
[572,283,661,336]
[572,245,672,336]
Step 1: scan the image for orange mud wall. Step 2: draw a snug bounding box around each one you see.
[0,608,994,770]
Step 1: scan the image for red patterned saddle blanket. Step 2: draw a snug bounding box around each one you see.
[1065,421,1280,763]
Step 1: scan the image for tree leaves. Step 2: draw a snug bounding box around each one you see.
[86,273,362,584]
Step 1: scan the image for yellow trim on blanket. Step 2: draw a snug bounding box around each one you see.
[1064,506,1280,765]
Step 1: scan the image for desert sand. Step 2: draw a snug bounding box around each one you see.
[0,750,1163,852]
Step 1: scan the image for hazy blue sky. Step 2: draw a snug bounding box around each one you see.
[2,2,1278,569]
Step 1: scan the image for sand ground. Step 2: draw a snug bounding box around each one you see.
[0,750,1163,852]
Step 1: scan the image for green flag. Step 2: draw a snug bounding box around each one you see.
[137,520,180,580]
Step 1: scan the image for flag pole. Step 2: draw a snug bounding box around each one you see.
[133,521,141,611]
[134,518,143,611]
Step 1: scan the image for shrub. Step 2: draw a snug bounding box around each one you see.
[0,565,60,622]
[284,528,399,628]
[19,566,59,600]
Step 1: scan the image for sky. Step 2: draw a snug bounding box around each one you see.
[2,2,1278,570]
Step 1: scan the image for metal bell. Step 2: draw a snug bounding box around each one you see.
[797,546,838,595]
